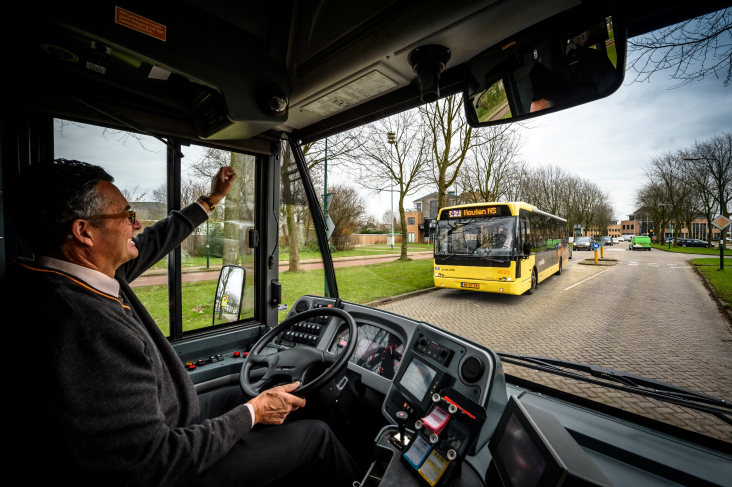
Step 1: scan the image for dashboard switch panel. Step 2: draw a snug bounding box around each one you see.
[415,334,454,366]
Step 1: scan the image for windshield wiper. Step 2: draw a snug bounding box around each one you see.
[498,352,732,424]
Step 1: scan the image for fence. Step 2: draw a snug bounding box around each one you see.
[350,234,403,246]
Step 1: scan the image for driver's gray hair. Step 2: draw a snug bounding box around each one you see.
[9,159,114,256]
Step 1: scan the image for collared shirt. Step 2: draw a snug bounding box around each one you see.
[36,256,120,296]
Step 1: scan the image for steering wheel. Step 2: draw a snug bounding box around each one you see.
[240,307,358,398]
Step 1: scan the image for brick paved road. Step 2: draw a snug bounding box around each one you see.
[378,248,732,442]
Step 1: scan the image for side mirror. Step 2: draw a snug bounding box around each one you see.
[522,242,532,256]
[213,265,246,326]
[463,1,625,127]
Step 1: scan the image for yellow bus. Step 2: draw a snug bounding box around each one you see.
[433,202,569,295]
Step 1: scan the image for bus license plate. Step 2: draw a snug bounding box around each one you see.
[461,282,479,289]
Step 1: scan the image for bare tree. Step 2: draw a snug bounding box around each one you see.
[646,151,692,245]
[627,8,732,87]
[419,94,484,211]
[457,124,524,203]
[350,111,431,260]
[381,210,402,232]
[326,184,367,250]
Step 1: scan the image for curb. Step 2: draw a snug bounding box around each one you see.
[363,286,442,307]
[691,265,732,334]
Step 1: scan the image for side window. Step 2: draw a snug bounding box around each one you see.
[181,147,258,332]
[54,120,171,336]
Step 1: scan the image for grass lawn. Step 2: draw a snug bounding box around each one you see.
[695,266,732,307]
[691,258,732,266]
[650,243,731,255]
[136,258,436,333]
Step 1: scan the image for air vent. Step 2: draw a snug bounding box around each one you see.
[461,356,484,383]
[295,300,309,313]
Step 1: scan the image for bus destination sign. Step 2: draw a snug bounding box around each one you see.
[445,206,500,219]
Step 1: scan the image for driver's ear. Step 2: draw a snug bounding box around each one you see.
[69,219,96,247]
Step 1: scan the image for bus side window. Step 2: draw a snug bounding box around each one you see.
[521,220,530,254]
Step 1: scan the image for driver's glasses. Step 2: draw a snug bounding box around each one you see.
[87,210,136,225]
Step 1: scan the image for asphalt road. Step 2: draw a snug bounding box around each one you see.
[378,247,732,442]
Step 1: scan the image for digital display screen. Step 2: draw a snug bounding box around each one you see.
[399,357,437,401]
[495,414,547,487]
[445,206,500,219]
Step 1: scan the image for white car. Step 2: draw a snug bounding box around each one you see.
[616,236,625,242]
[612,237,620,243]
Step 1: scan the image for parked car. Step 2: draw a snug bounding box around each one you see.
[600,236,613,246]
[676,238,708,248]
[574,236,594,251]
[617,236,625,242]
[621,234,635,242]
[612,237,620,243]
[629,236,651,251]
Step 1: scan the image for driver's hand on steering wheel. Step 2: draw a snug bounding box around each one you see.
[248,382,306,425]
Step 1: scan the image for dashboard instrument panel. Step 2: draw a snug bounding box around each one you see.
[329,323,403,379]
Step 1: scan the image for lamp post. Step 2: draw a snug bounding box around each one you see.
[387,131,396,250]
[685,155,725,270]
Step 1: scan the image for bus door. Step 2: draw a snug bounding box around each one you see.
[518,218,532,285]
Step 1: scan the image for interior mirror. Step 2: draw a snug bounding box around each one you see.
[213,265,246,326]
[464,1,625,126]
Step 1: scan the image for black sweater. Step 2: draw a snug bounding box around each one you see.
[1,204,252,487]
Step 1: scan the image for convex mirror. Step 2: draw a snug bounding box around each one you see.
[464,1,625,126]
[213,265,246,326]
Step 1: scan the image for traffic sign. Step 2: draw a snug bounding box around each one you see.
[712,215,731,230]
[592,242,600,250]
[324,214,335,239]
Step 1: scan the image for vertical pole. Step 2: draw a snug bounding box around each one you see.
[594,249,598,264]
[601,246,604,258]
[206,219,210,269]
[720,159,725,271]
[390,156,394,250]
[324,137,329,296]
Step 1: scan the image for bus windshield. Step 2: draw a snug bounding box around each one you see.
[436,216,517,258]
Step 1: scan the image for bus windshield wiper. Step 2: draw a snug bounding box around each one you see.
[497,352,732,424]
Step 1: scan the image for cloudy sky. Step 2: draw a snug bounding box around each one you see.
[56,54,731,225]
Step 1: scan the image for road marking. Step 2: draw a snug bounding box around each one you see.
[563,267,614,291]
[605,248,625,251]
[648,263,657,264]
[628,263,638,266]
[630,261,637,263]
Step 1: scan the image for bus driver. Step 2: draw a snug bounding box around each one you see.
[1,159,361,487]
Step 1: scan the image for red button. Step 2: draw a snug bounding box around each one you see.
[244,352,249,356]
[233,351,240,358]
[187,364,196,371]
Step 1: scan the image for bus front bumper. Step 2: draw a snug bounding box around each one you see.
[434,277,525,295]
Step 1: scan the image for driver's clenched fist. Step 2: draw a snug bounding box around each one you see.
[248,382,306,425]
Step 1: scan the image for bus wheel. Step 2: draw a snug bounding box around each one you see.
[557,258,562,275]
[526,269,538,295]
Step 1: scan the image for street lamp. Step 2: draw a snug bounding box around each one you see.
[387,131,396,250]
[685,155,726,271]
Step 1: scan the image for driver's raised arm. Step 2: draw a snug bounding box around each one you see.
[119,167,237,283]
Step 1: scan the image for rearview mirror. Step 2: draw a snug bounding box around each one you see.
[464,1,625,126]
[213,265,246,326]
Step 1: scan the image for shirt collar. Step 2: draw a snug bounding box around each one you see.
[35,256,120,297]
